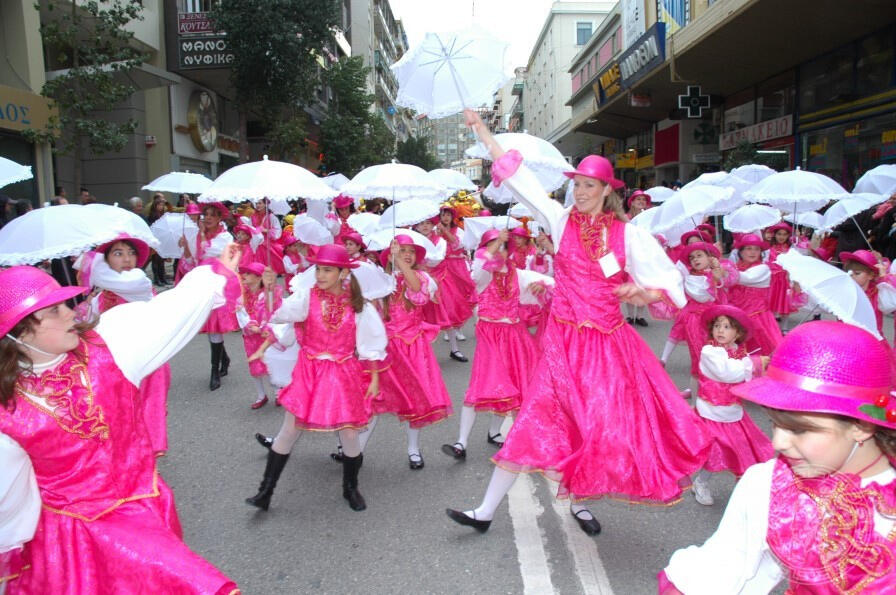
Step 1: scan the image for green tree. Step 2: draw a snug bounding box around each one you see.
[722,140,758,171]
[320,56,395,176]
[24,0,147,193]
[396,134,439,171]
[210,0,339,160]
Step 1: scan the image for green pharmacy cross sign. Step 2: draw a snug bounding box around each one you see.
[678,85,710,118]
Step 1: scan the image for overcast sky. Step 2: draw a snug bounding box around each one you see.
[389,0,557,74]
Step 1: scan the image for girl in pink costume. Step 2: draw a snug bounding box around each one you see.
[660,321,896,594]
[326,195,356,237]
[233,222,264,270]
[0,249,242,594]
[194,203,239,391]
[245,244,387,512]
[841,250,896,339]
[174,202,203,284]
[249,199,282,242]
[507,226,544,329]
[337,231,371,264]
[358,236,453,470]
[237,263,283,410]
[766,222,797,319]
[624,190,652,327]
[446,109,709,537]
[281,232,313,291]
[690,305,774,507]
[727,233,783,356]
[441,228,553,461]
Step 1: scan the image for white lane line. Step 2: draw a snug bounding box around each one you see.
[508,474,556,595]
[549,490,615,595]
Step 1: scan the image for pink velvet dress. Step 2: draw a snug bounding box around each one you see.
[240,286,284,377]
[728,261,783,356]
[0,332,237,594]
[493,211,710,502]
[464,256,541,415]
[509,245,542,328]
[678,267,734,376]
[422,231,476,330]
[374,272,453,428]
[767,243,796,315]
[199,228,240,334]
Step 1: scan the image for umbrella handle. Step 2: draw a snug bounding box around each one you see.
[850,215,875,252]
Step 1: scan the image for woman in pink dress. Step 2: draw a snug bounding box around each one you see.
[727,233,783,356]
[0,250,242,594]
[237,262,284,410]
[446,111,709,536]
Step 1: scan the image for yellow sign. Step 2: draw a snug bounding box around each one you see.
[598,63,622,101]
[0,84,56,134]
[844,124,861,138]
[809,138,827,156]
[616,152,636,168]
[636,154,654,170]
[882,130,896,144]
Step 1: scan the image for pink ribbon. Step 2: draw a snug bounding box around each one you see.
[765,365,888,402]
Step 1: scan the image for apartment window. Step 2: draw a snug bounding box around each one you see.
[576,22,592,46]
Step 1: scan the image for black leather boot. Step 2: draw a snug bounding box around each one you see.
[209,342,222,391]
[245,450,290,511]
[342,454,366,511]
[219,344,230,377]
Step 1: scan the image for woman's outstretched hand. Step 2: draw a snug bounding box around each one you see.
[218,243,241,273]
[614,283,662,306]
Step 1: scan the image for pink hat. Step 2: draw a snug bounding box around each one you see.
[239,262,266,276]
[281,232,299,247]
[766,221,792,234]
[701,304,754,341]
[680,230,711,245]
[379,234,426,268]
[563,155,625,190]
[679,241,720,264]
[333,195,353,209]
[439,205,456,216]
[478,228,503,249]
[96,233,151,268]
[732,320,896,428]
[478,209,492,217]
[185,203,202,216]
[697,223,717,236]
[811,245,833,262]
[509,226,530,239]
[201,202,230,220]
[840,250,879,272]
[627,189,652,208]
[233,223,255,240]
[733,233,770,251]
[0,266,88,336]
[337,232,367,251]
[306,243,359,269]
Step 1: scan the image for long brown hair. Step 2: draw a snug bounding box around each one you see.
[766,407,896,460]
[347,273,364,313]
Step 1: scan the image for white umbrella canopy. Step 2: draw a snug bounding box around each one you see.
[363,228,439,260]
[853,164,896,196]
[508,203,534,218]
[462,216,522,250]
[783,211,825,229]
[650,186,734,235]
[290,215,333,246]
[377,198,441,229]
[776,250,881,339]
[342,163,446,202]
[198,156,338,215]
[723,204,782,233]
[483,180,516,204]
[321,173,350,191]
[683,171,752,214]
[346,212,381,236]
[0,204,158,266]
[150,212,199,258]
[630,206,693,247]
[390,27,509,119]
[820,193,887,231]
[744,168,849,211]
[465,132,574,192]
[729,163,777,185]
[142,171,213,195]
[427,168,477,193]
[0,156,33,189]
[642,186,676,204]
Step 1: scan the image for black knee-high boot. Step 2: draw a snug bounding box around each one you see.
[219,344,230,377]
[209,342,222,391]
[342,454,366,511]
[246,450,290,511]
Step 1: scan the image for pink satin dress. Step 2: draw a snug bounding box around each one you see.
[422,231,476,330]
[241,286,284,377]
[728,261,783,356]
[768,243,796,315]
[199,230,239,334]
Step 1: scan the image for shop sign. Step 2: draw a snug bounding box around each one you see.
[618,23,666,88]
[621,0,646,48]
[636,154,654,169]
[596,62,623,105]
[882,129,896,160]
[692,152,720,163]
[0,84,56,134]
[630,93,651,107]
[178,36,234,69]
[616,152,637,168]
[178,12,214,35]
[719,115,793,151]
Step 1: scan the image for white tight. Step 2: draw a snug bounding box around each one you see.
[252,376,267,398]
[466,466,595,522]
[356,416,422,456]
[455,406,506,448]
[271,411,361,457]
[208,333,224,344]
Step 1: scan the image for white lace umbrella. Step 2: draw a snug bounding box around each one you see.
[0,204,158,266]
[820,193,887,232]
[290,260,395,300]
[683,171,752,214]
[142,172,213,195]
[483,180,518,204]
[508,203,534,218]
[346,213,381,236]
[462,216,522,250]
[630,206,694,247]
[643,186,676,204]
[0,157,33,189]
[199,156,338,215]
[783,211,825,229]
[776,250,881,340]
[363,228,439,261]
[427,168,477,193]
[377,199,442,229]
[321,173,350,191]
[342,163,446,203]
[465,133,574,193]
[729,164,776,185]
[853,164,896,196]
[744,168,849,211]
[391,27,509,119]
[650,186,734,235]
[290,215,333,246]
[723,204,782,233]
[150,212,199,258]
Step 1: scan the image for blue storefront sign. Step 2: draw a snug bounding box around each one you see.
[617,23,666,88]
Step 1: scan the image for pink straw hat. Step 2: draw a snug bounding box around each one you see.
[281,232,299,247]
[509,226,530,239]
[732,320,896,428]
[627,189,652,208]
[733,233,770,251]
[478,228,503,249]
[306,243,359,269]
[202,202,230,219]
[96,233,151,268]
[333,195,353,209]
[0,266,88,336]
[766,221,792,234]
[811,245,833,262]
[379,234,426,268]
[232,223,255,240]
[563,155,625,190]
[337,231,367,251]
[701,304,754,341]
[840,250,879,272]
[185,203,202,216]
[679,241,720,264]
[680,230,711,245]
[697,223,717,236]
[239,262,266,277]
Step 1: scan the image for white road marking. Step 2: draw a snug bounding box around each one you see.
[508,474,556,594]
[549,493,616,595]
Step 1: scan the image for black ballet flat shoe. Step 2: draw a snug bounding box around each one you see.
[441,442,466,460]
[408,453,425,470]
[626,317,634,324]
[487,433,504,446]
[446,508,491,533]
[635,317,648,327]
[572,510,602,536]
[330,445,345,463]
[449,350,468,362]
[255,433,273,450]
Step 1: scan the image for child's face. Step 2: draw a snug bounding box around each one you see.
[105,241,137,272]
[440,211,453,226]
[712,316,739,346]
[763,229,774,242]
[740,245,762,263]
[689,250,711,271]
[242,272,261,287]
[630,197,647,211]
[286,243,301,254]
[774,229,790,244]
[20,302,80,358]
[336,206,351,218]
[315,265,343,292]
[686,235,703,245]
[848,267,874,290]
[344,240,361,255]
[771,413,867,478]
[513,235,527,247]
[398,245,417,267]
[414,220,434,236]
[235,230,250,243]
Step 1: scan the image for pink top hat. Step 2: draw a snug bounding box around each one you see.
[766,221,792,234]
[478,209,492,217]
[696,223,717,236]
[281,232,299,247]
[679,241,720,264]
[733,233,770,251]
[185,203,202,216]
[840,250,879,272]
[0,266,88,336]
[680,230,712,245]
[337,232,367,251]
[627,189,652,208]
[306,243,359,269]
[563,155,625,190]
[333,195,353,209]
[202,202,230,220]
[509,226,530,239]
[239,262,266,277]
[701,304,754,341]
[811,245,832,262]
[478,228,503,249]
[96,233,151,268]
[732,320,896,429]
[379,234,426,268]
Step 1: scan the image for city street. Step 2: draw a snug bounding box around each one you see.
[158,315,788,594]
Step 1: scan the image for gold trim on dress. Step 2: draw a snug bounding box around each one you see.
[42,469,160,522]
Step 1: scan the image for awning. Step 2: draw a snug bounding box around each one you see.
[46,62,181,91]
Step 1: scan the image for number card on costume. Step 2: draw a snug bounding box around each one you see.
[599,252,621,277]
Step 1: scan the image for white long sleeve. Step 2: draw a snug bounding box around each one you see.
[271,287,311,324]
[355,303,387,361]
[699,345,754,384]
[471,256,495,294]
[500,162,566,241]
[877,280,896,314]
[203,230,233,259]
[95,264,228,387]
[0,434,40,555]
[624,224,687,308]
[425,236,447,268]
[517,269,555,305]
[684,273,714,303]
[737,264,771,288]
[89,259,154,302]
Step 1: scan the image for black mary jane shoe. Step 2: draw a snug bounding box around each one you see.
[330,445,345,463]
[446,508,491,533]
[449,350,468,362]
[571,510,602,536]
[408,453,425,470]
[255,433,273,450]
[635,317,648,327]
[626,317,634,324]
[487,432,504,446]
[440,442,466,460]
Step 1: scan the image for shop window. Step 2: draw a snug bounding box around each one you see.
[756,71,795,122]
[802,112,896,190]
[799,45,856,112]
[723,88,755,132]
[857,29,895,97]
